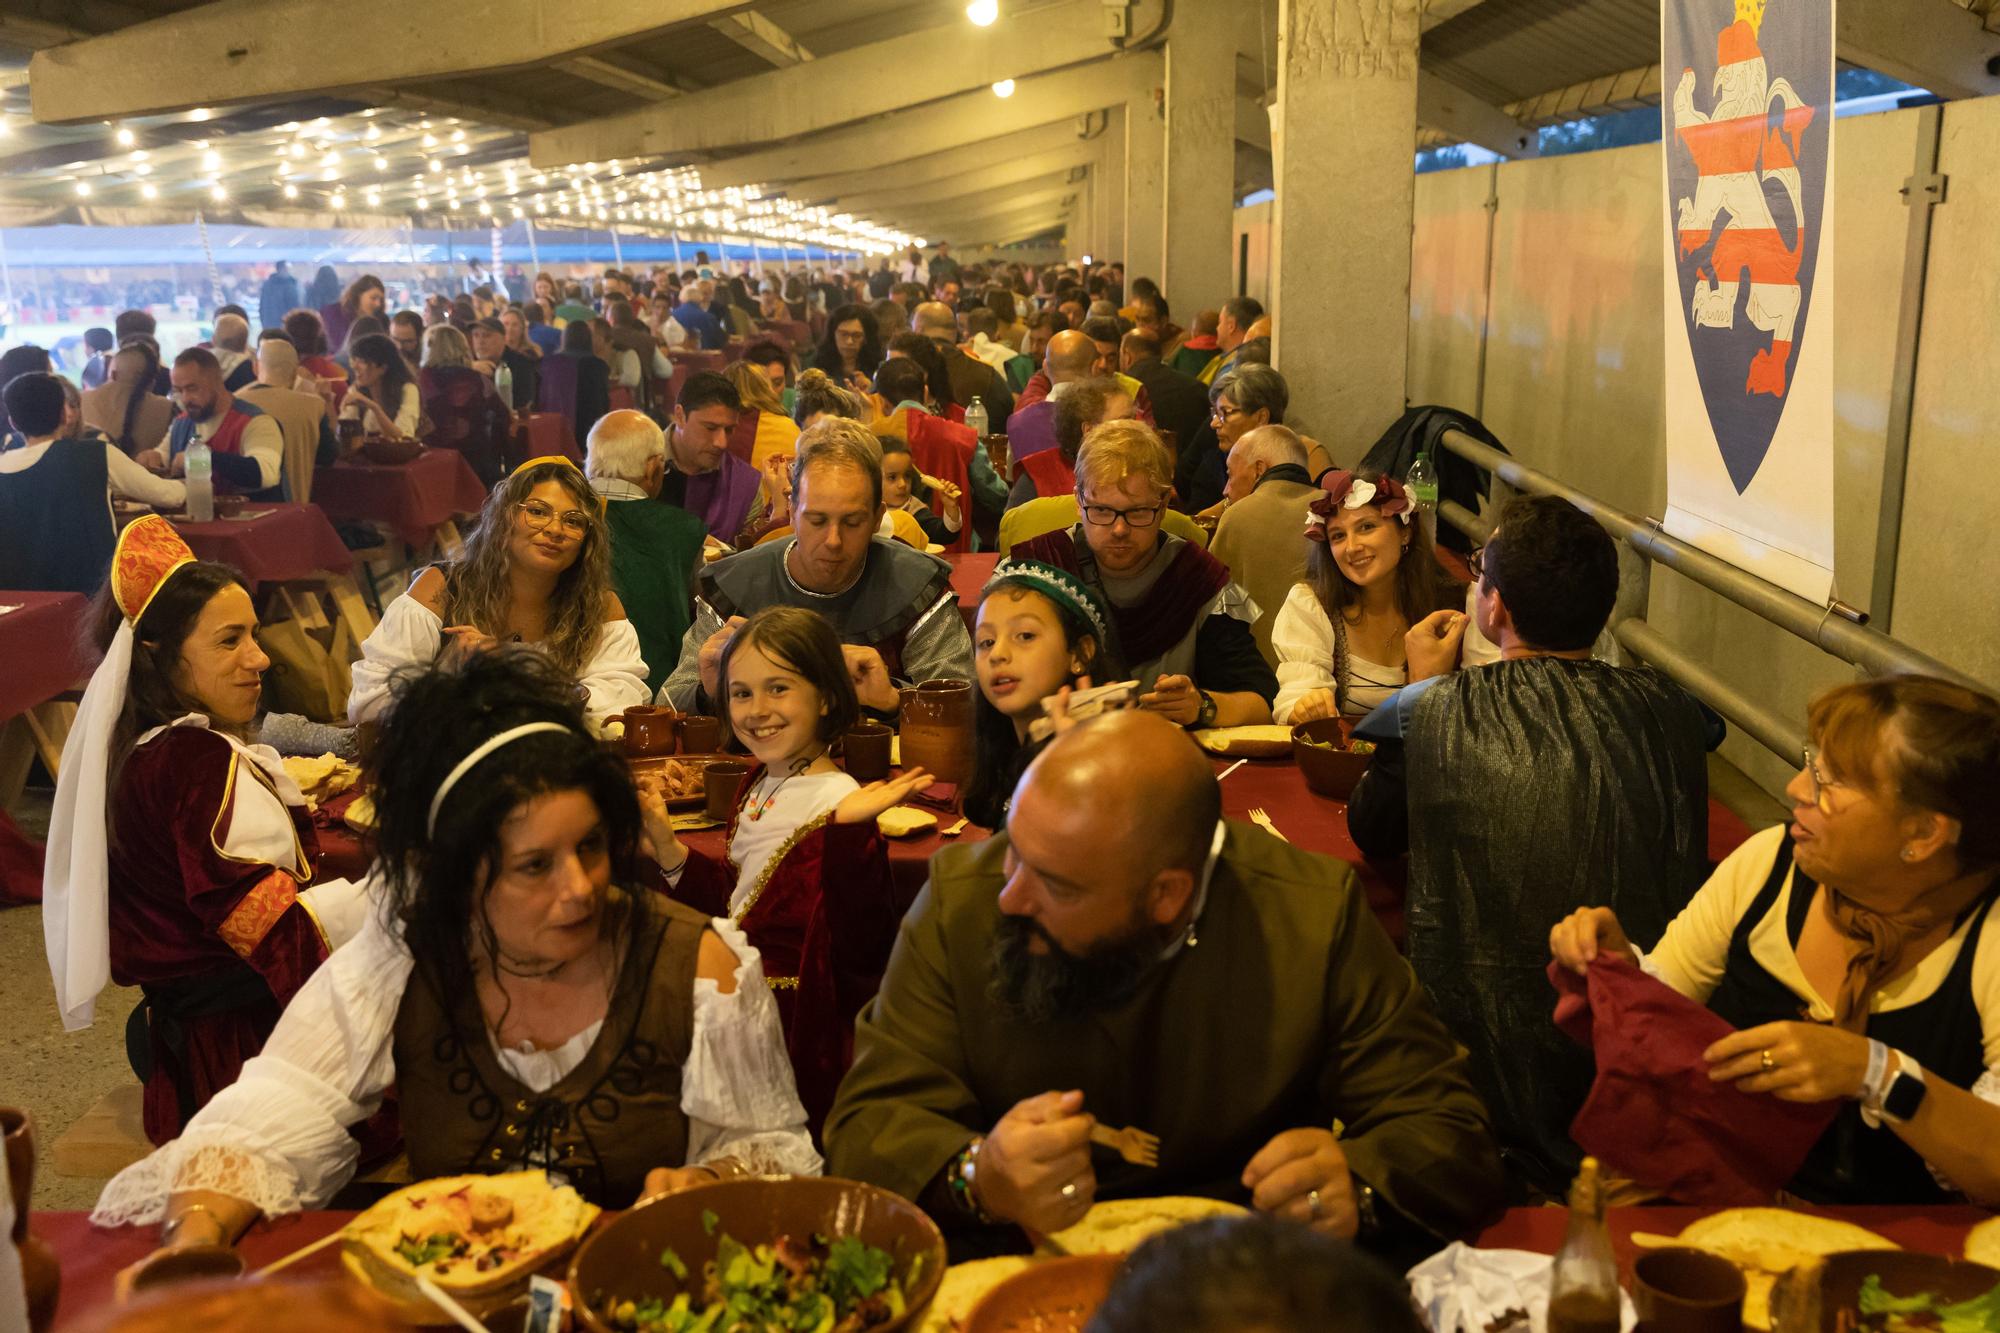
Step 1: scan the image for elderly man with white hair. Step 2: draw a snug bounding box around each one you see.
[586,408,709,693]
[211,312,257,392]
[1208,425,1320,667]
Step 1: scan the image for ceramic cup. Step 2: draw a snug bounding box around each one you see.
[704,761,750,823]
[679,714,723,754]
[621,705,679,758]
[843,722,894,783]
[1634,1247,1746,1333]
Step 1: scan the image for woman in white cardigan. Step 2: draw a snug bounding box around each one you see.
[349,456,650,727]
[1271,470,1497,724]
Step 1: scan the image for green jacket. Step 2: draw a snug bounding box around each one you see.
[602,493,705,693]
[825,822,1507,1250]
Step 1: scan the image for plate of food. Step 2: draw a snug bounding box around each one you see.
[1818,1250,2000,1332]
[340,1170,600,1325]
[1630,1207,1899,1330]
[568,1176,944,1333]
[1191,725,1295,759]
[282,753,362,811]
[631,754,732,811]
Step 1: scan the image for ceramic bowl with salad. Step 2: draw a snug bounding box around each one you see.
[568,1176,946,1333]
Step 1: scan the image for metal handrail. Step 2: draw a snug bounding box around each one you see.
[1437,429,1979,689]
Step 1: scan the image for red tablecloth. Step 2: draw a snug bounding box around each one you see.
[169,505,352,586]
[947,551,999,627]
[0,591,90,720]
[36,1202,1986,1329]
[310,449,490,548]
[512,411,579,466]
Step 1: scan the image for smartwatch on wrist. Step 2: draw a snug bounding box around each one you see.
[1879,1059,1928,1125]
[1194,689,1219,729]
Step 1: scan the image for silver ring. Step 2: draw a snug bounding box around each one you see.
[1308,1189,1322,1221]
[1060,1181,1078,1202]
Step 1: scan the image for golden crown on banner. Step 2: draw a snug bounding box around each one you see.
[1734,0,1766,34]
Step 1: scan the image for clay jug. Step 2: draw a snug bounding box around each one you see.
[897,679,974,787]
[2,1107,60,1331]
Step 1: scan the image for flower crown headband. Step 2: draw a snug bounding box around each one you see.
[981,558,1110,645]
[1304,471,1413,543]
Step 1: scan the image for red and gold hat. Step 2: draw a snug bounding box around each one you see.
[111,515,196,623]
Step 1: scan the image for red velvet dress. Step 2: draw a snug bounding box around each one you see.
[107,724,330,1144]
[668,765,902,1137]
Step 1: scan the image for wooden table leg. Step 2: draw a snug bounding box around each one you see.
[320,572,378,641]
[0,717,37,808]
[22,701,75,780]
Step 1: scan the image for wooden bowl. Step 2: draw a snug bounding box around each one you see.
[211,493,247,519]
[962,1253,1125,1333]
[360,435,423,465]
[1817,1250,2000,1332]
[1291,716,1373,801]
[568,1176,946,1333]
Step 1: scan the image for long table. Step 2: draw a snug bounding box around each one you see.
[0,592,90,722]
[169,505,352,586]
[35,1203,1987,1329]
[311,449,490,550]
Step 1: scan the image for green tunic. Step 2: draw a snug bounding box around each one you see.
[825,822,1507,1247]
[602,493,705,694]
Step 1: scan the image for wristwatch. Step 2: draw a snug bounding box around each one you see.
[1880,1059,1929,1126]
[1194,689,1218,729]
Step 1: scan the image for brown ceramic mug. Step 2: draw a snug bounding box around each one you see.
[1634,1247,1746,1333]
[622,705,678,757]
[704,760,750,822]
[843,721,894,783]
[3,1107,60,1330]
[679,714,723,755]
[897,679,973,786]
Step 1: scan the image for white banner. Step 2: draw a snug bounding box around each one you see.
[1661,0,1835,602]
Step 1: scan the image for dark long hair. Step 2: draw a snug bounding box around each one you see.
[89,561,253,803]
[341,314,389,360]
[962,584,1104,831]
[1303,469,1461,714]
[112,337,163,453]
[347,333,417,425]
[365,649,647,1025]
[886,332,954,413]
[340,274,385,319]
[814,303,881,378]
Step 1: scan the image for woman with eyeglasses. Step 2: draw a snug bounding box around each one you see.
[348,457,651,726]
[1551,675,2000,1205]
[1014,420,1277,730]
[811,303,881,393]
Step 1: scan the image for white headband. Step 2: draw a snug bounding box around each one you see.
[426,722,572,834]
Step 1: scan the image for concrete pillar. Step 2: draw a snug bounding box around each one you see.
[1161,2,1237,312]
[1124,93,1166,284]
[1099,106,1128,267]
[1272,0,1420,463]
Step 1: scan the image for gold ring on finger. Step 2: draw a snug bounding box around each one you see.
[1308,1189,1322,1221]
[1760,1049,1776,1073]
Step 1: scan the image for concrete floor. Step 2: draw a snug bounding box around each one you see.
[4,790,137,1213]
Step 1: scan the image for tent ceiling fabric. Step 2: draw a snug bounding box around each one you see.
[0,0,1843,248]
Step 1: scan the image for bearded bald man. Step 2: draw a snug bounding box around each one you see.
[825,710,1504,1264]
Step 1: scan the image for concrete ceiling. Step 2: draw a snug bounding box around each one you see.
[3,0,1995,250]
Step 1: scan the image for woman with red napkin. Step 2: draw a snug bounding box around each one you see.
[1552,675,2000,1205]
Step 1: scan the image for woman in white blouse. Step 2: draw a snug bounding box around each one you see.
[1270,470,1496,724]
[337,333,422,441]
[94,649,820,1254]
[348,456,651,726]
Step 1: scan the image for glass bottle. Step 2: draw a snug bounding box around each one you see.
[1405,446,1439,511]
[184,442,214,523]
[1547,1157,1621,1333]
[964,395,989,441]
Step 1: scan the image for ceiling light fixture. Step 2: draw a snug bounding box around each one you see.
[140,182,158,199]
[991,79,1015,98]
[283,183,300,199]
[115,127,135,147]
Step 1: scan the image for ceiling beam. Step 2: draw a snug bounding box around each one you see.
[708,11,813,66]
[1421,0,1492,29]
[361,86,558,134]
[1506,63,1660,126]
[1416,71,1538,158]
[529,0,1161,165]
[555,54,693,102]
[887,183,1080,233]
[779,120,1105,201]
[935,203,1075,244]
[855,170,1083,229]
[670,51,1164,189]
[1234,96,1271,153]
[806,149,1101,214]
[28,0,755,125]
[1836,0,2000,99]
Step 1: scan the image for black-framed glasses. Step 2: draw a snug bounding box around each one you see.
[1211,403,1249,425]
[1080,499,1164,528]
[516,499,592,538]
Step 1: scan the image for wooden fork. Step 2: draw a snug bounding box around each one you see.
[1247,807,1289,843]
[1090,1122,1160,1168]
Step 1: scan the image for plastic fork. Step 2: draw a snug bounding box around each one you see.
[1247,807,1289,843]
[1090,1122,1161,1168]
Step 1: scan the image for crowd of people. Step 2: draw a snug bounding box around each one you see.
[13,243,2000,1321]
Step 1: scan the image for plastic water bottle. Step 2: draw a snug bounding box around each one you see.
[1406,447,1439,512]
[964,396,988,441]
[493,359,514,411]
[185,441,214,523]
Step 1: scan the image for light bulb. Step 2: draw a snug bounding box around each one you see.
[202,150,221,170]
[210,184,226,201]
[283,183,299,199]
[373,156,388,171]
[289,143,305,159]
[74,181,92,197]
[429,160,443,174]
[188,107,212,122]
[991,79,1015,98]
[422,133,437,148]
[140,182,158,199]
[115,127,135,147]
[363,124,381,141]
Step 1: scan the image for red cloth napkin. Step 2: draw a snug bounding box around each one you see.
[911,782,959,811]
[1548,954,1841,1205]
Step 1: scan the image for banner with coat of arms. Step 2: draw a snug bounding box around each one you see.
[1661,0,1835,602]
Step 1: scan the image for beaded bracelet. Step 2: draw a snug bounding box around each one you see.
[946,1136,1000,1224]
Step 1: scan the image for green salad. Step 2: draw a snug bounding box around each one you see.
[601,1224,916,1333]
[1856,1274,2000,1332]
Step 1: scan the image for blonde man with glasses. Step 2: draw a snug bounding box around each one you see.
[1013,420,1275,729]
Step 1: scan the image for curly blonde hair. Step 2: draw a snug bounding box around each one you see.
[442,461,611,679]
